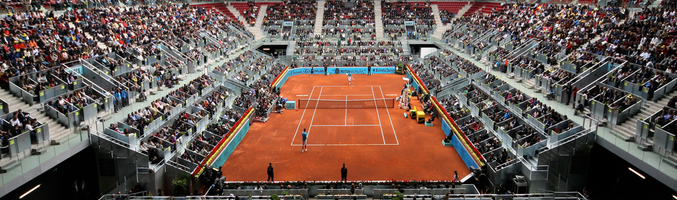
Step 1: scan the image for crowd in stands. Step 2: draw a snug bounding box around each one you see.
[0,110,39,147]
[0,10,101,89]
[564,51,599,73]
[410,60,441,91]
[265,0,316,21]
[78,3,250,65]
[322,0,374,40]
[447,3,625,55]
[664,0,677,9]
[0,2,253,123]
[292,25,315,41]
[440,89,512,167]
[295,41,403,55]
[323,0,374,23]
[410,49,483,90]
[11,1,674,190]
[533,42,563,65]
[439,49,483,75]
[424,55,458,78]
[382,1,435,39]
[439,10,455,25]
[578,84,638,111]
[611,65,673,98]
[217,51,257,76]
[13,64,81,101]
[586,8,675,67]
[293,40,410,67]
[114,75,213,137]
[263,0,316,38]
[321,26,375,40]
[195,88,230,117]
[240,1,260,26]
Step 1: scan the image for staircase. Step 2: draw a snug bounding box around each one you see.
[614,91,677,143]
[453,3,473,20]
[523,77,536,89]
[0,90,71,149]
[649,0,663,8]
[431,4,450,40]
[374,0,384,40]
[227,4,248,25]
[313,1,325,36]
[249,5,268,40]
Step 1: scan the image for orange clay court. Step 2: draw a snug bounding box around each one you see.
[222,74,470,181]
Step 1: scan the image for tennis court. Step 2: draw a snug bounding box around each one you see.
[221,74,470,181]
[291,85,399,146]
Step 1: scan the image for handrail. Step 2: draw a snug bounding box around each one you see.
[70,61,115,98]
[157,40,191,61]
[80,58,130,91]
[9,81,37,98]
[545,129,592,152]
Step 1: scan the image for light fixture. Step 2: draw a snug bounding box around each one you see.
[672,194,677,200]
[19,184,40,199]
[628,167,645,179]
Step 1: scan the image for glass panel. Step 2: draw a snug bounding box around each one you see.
[38,144,57,166]
[21,153,40,172]
[1,163,23,185]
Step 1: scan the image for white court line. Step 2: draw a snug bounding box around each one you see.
[345,95,348,125]
[318,85,383,87]
[305,86,324,138]
[291,86,316,145]
[291,144,400,146]
[379,86,400,145]
[319,94,374,96]
[384,94,399,96]
[312,124,380,127]
[296,94,309,97]
[371,86,386,144]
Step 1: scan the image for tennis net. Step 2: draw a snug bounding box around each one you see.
[297,98,396,109]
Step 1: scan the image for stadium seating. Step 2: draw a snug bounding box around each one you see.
[434,1,469,14]
[3,1,676,198]
[263,0,316,40]
[322,0,375,40]
[293,41,410,67]
[382,1,435,39]
[190,3,238,20]
[231,2,279,26]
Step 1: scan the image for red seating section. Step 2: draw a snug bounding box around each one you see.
[476,2,504,14]
[463,2,503,16]
[190,3,237,20]
[433,2,505,17]
[434,1,469,15]
[577,0,599,4]
[231,2,279,21]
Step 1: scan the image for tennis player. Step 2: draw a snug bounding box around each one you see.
[310,67,314,77]
[302,128,308,152]
[348,72,355,85]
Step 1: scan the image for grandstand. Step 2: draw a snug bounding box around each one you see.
[0,0,676,199]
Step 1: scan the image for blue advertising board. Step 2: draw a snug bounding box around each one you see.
[287,67,396,76]
[274,67,396,90]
